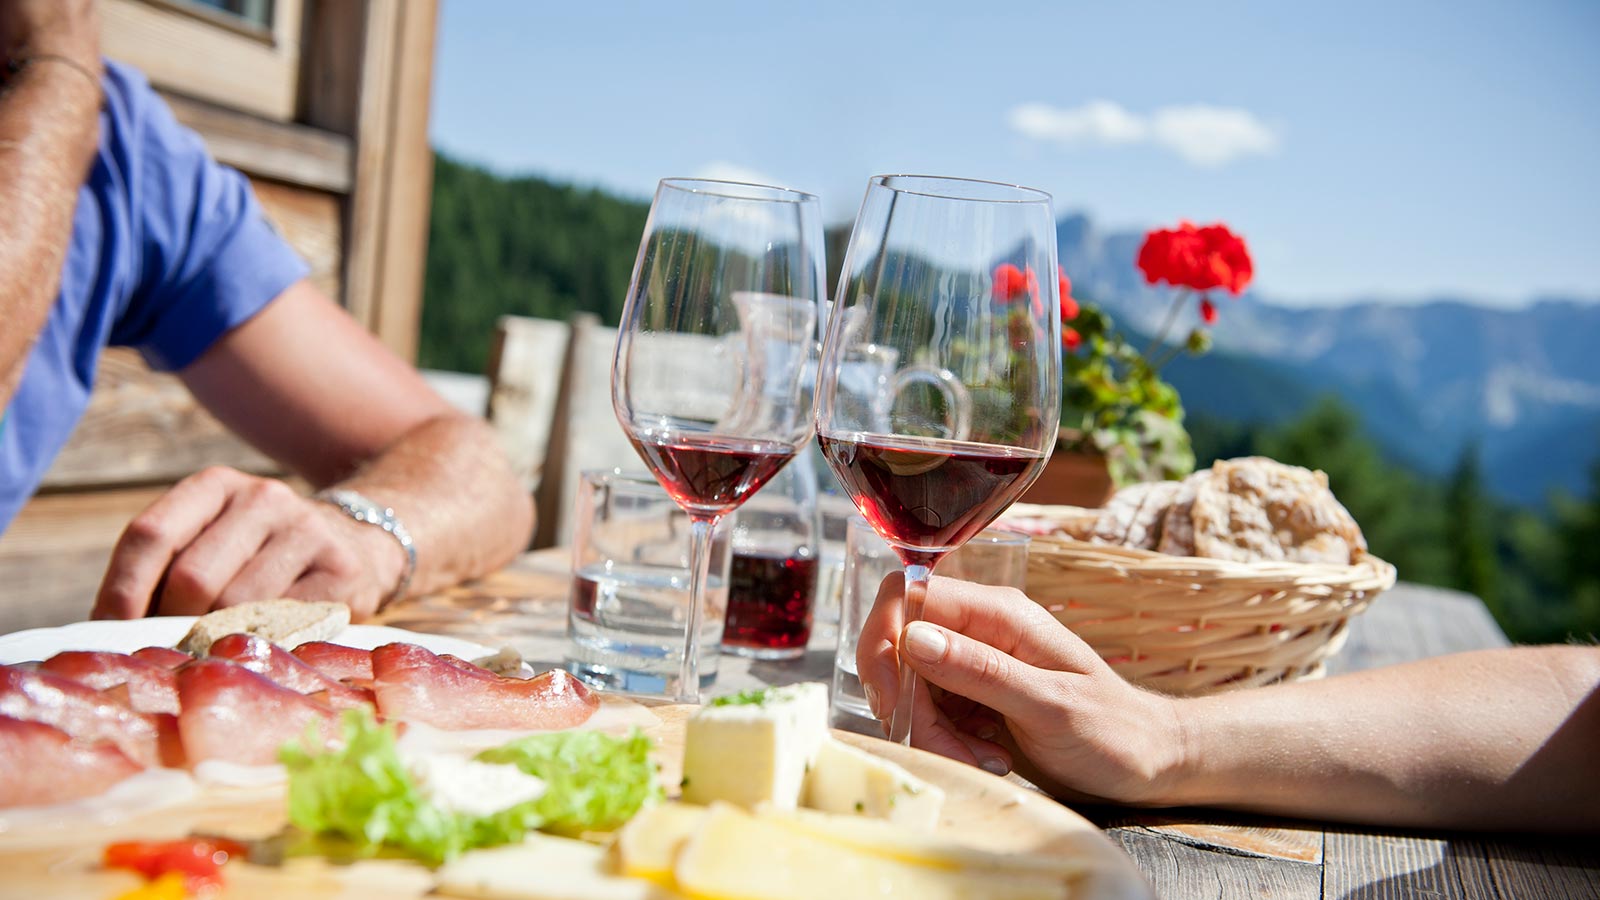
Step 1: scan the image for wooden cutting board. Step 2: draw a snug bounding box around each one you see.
[0,704,1152,900]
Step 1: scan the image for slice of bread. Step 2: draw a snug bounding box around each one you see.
[176,599,350,656]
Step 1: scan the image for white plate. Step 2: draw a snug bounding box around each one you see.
[0,618,495,664]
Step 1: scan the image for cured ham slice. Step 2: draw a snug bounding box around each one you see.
[370,642,597,731]
[290,641,373,682]
[0,667,165,768]
[207,634,374,710]
[0,716,143,807]
[38,651,180,714]
[176,659,341,766]
[133,647,193,669]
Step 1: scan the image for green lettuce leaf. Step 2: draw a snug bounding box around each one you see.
[278,711,660,864]
[475,728,662,836]
[279,710,542,865]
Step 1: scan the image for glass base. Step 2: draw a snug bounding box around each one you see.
[721,642,807,661]
[565,659,716,698]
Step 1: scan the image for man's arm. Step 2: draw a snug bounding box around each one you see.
[0,1,100,410]
[92,281,534,620]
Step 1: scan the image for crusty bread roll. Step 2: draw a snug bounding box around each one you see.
[175,599,350,656]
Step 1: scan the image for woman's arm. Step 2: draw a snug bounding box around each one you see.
[859,575,1600,831]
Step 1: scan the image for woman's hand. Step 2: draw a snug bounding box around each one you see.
[856,574,1184,805]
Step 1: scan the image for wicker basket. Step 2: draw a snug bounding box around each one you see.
[1023,523,1396,695]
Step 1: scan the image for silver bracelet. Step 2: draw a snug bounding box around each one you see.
[313,489,416,607]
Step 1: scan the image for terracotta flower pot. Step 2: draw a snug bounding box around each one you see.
[1021,445,1116,509]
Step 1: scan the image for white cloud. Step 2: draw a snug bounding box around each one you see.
[691,161,787,188]
[1008,100,1281,167]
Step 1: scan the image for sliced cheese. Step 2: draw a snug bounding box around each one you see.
[673,804,1069,900]
[437,832,681,900]
[775,808,1087,879]
[613,803,708,885]
[802,737,945,830]
[679,683,829,812]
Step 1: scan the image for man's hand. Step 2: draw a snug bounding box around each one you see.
[1,0,99,67]
[857,574,1183,805]
[91,466,407,621]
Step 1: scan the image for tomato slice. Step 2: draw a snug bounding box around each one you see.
[103,837,248,893]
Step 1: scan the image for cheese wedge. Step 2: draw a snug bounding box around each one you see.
[438,832,682,900]
[774,808,1087,879]
[802,737,945,830]
[613,803,708,885]
[679,684,829,811]
[673,804,1069,900]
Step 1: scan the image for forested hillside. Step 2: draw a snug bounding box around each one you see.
[419,155,1600,643]
[420,153,649,374]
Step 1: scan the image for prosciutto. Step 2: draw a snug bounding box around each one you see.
[176,659,342,766]
[0,716,143,807]
[38,651,180,714]
[132,647,193,669]
[289,641,373,682]
[0,666,167,768]
[207,633,374,710]
[370,643,598,731]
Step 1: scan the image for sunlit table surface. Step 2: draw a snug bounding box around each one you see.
[377,548,1598,900]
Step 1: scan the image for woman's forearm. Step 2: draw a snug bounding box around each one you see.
[1157,645,1600,830]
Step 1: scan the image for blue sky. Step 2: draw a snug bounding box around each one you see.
[430,1,1600,307]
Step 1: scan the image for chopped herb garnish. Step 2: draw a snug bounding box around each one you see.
[709,687,779,708]
[854,801,865,813]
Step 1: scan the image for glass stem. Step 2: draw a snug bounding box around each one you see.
[677,514,719,704]
[887,559,937,745]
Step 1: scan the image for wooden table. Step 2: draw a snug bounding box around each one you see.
[377,549,1600,900]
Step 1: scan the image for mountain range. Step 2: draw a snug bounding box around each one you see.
[1054,213,1600,506]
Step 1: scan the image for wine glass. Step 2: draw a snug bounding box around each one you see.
[816,175,1061,743]
[613,178,824,703]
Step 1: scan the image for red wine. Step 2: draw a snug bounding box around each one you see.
[629,432,796,516]
[818,433,1044,552]
[723,551,818,654]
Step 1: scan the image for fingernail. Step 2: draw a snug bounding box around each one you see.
[980,757,1010,776]
[903,622,948,663]
[863,682,882,719]
[975,723,999,741]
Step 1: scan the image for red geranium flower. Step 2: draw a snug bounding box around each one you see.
[992,263,1029,303]
[1062,327,1082,351]
[1198,297,1217,325]
[1058,268,1078,321]
[1023,265,1045,318]
[1137,221,1254,295]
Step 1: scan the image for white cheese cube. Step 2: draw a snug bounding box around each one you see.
[802,737,945,830]
[680,683,829,812]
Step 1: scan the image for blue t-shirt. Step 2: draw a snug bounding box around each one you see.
[0,61,308,534]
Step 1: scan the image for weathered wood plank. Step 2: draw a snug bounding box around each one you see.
[486,316,570,495]
[1106,826,1323,899]
[162,90,353,193]
[252,179,343,303]
[1322,830,1599,899]
[0,487,167,633]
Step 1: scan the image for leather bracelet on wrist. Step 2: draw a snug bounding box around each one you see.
[312,489,417,609]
